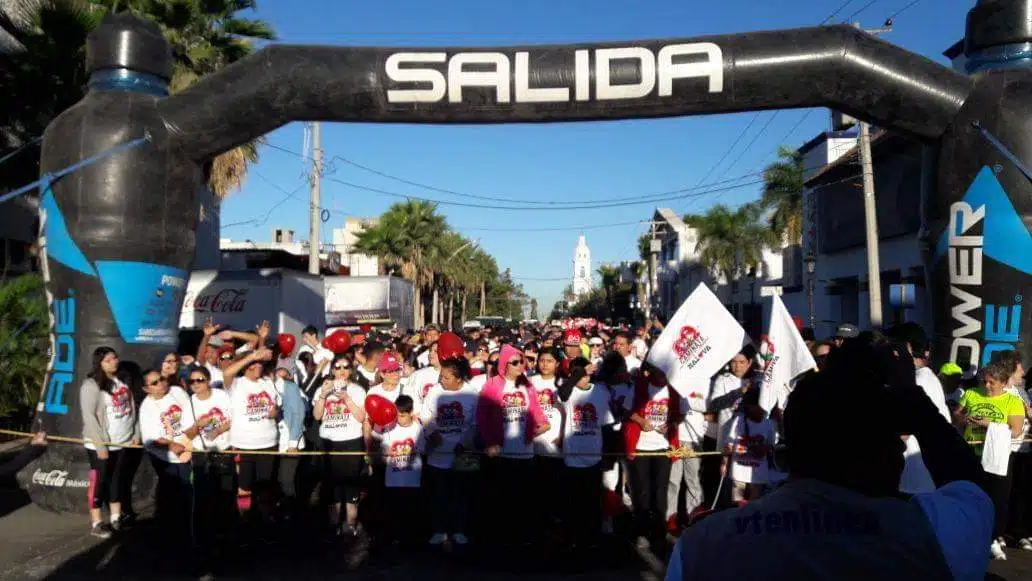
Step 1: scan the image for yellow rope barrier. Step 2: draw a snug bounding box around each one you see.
[0,428,724,459]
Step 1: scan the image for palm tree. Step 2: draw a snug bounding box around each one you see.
[0,0,276,199]
[759,145,805,245]
[684,203,776,289]
[99,0,276,198]
[354,200,447,328]
[597,265,620,317]
[638,233,652,262]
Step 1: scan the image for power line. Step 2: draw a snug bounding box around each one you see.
[844,0,881,23]
[455,219,649,232]
[821,0,860,24]
[885,0,922,21]
[265,141,759,208]
[692,113,762,187]
[221,172,309,228]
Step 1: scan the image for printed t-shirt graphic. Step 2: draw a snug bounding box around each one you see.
[959,388,1025,452]
[104,380,136,447]
[422,384,478,470]
[563,385,615,468]
[531,376,562,456]
[637,385,673,451]
[380,422,424,487]
[193,390,231,449]
[501,383,533,458]
[229,377,279,449]
[319,384,366,442]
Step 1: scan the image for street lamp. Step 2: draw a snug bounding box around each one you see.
[804,252,816,329]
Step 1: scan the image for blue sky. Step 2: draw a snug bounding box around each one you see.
[222,0,974,313]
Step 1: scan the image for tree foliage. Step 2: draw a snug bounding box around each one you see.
[684,203,776,283]
[0,0,276,198]
[0,274,48,420]
[354,200,526,326]
[759,145,805,244]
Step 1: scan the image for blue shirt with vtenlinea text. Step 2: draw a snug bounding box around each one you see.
[666,479,991,581]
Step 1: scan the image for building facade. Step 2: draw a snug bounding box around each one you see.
[330,217,380,277]
[649,208,783,340]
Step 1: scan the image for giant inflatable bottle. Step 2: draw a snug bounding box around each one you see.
[927,0,1032,373]
[20,2,1032,512]
[20,15,195,511]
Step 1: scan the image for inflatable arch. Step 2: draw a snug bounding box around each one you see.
[21,1,1032,510]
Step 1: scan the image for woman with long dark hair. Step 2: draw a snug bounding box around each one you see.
[313,353,367,537]
[80,346,138,538]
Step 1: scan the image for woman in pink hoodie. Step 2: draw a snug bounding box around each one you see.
[477,344,549,544]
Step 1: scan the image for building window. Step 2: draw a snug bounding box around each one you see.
[579,267,585,278]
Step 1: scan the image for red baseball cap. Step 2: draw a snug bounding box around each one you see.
[377,351,402,373]
[563,329,582,346]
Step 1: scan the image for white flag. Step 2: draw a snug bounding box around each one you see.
[647,283,746,398]
[757,293,817,412]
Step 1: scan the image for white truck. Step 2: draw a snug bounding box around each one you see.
[178,269,326,338]
[324,275,414,333]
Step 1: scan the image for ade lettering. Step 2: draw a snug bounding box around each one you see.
[938,167,1032,369]
[385,43,724,104]
[37,187,190,414]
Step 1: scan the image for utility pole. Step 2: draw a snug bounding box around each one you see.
[855,21,892,329]
[648,220,659,320]
[308,122,322,275]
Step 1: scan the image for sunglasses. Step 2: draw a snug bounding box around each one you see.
[189,377,207,384]
[219,354,233,361]
[525,356,537,363]
[508,359,524,367]
[334,365,348,371]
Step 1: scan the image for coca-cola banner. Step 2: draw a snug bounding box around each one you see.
[179,271,276,330]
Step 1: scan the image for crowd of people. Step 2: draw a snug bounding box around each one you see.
[70,314,1021,577]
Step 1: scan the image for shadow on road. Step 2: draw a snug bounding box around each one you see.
[29,514,666,581]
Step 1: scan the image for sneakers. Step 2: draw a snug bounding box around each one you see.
[1019,538,1032,551]
[991,539,1007,560]
[90,522,114,539]
[428,533,448,546]
[109,513,132,532]
[452,533,469,546]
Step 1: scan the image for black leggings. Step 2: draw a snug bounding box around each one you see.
[986,469,1013,539]
[324,438,365,504]
[234,447,277,492]
[87,448,127,510]
[627,453,672,537]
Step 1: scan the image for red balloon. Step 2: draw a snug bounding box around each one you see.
[364,394,398,427]
[277,333,297,357]
[322,330,352,354]
[437,331,464,360]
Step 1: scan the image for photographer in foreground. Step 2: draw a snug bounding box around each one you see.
[666,336,992,581]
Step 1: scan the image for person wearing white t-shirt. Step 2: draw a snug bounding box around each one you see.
[705,353,755,505]
[298,325,336,378]
[80,347,139,539]
[631,327,649,360]
[562,366,616,547]
[595,351,635,530]
[371,395,424,545]
[138,370,195,534]
[668,382,709,525]
[224,348,279,514]
[313,354,367,537]
[405,342,441,411]
[181,366,234,542]
[531,349,564,534]
[722,389,775,503]
[422,358,479,546]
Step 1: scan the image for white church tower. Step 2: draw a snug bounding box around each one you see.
[572,235,592,299]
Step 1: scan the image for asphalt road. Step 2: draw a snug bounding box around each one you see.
[0,486,1027,580]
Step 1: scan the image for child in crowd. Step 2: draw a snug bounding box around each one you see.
[722,388,774,503]
[371,395,424,545]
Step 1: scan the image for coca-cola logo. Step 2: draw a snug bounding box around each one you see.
[31,469,88,488]
[183,288,249,313]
